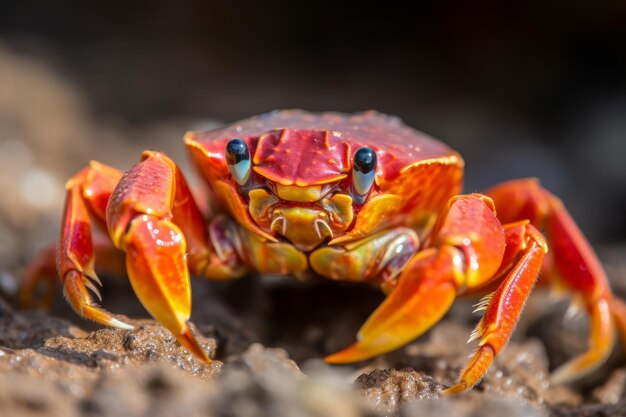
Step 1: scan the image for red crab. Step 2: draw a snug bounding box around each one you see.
[22,110,626,394]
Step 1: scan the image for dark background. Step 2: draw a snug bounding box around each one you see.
[0,1,625,260]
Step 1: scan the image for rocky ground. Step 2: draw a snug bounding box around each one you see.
[1,45,626,417]
[1,261,626,417]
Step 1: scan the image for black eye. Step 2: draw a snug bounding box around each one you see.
[352,147,376,200]
[226,138,251,185]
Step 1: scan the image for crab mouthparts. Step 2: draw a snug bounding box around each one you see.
[270,207,333,251]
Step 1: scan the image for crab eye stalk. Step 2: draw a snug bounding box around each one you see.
[226,138,251,185]
[352,147,377,203]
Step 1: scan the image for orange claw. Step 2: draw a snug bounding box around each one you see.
[106,151,213,363]
[325,247,458,363]
[123,214,210,363]
[52,153,217,364]
[326,194,506,365]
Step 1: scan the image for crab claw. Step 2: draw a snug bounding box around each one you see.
[123,214,211,363]
[325,247,458,363]
[326,194,506,366]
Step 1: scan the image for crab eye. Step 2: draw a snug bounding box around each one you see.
[226,138,251,185]
[352,147,377,200]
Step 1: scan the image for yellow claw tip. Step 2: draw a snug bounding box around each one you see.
[441,382,467,396]
[176,325,212,364]
[324,343,374,364]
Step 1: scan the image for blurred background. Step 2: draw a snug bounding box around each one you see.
[1,1,625,280]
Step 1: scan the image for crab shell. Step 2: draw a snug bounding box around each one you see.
[184,110,464,250]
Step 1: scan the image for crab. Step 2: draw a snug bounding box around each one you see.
[22,110,626,394]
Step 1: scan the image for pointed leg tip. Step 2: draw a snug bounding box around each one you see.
[441,382,467,396]
[549,362,583,385]
[177,325,212,364]
[77,303,134,331]
[549,353,607,386]
[549,372,568,386]
[108,317,135,330]
[324,343,373,364]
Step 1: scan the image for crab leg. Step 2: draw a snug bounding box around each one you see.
[486,178,626,383]
[54,161,136,330]
[443,222,547,394]
[21,244,58,309]
[21,235,125,309]
[326,194,546,374]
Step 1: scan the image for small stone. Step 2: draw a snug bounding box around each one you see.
[356,368,441,416]
[591,367,626,404]
[227,343,304,380]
